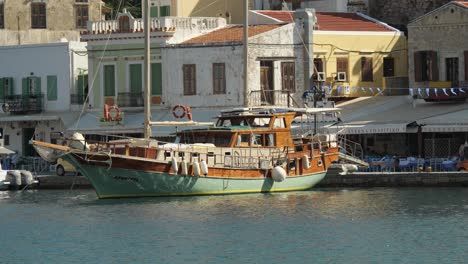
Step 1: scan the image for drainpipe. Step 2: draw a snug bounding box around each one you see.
[243,0,249,107]
[17,15,21,45]
[294,8,316,95]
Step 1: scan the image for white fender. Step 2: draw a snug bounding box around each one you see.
[193,162,201,177]
[20,170,35,185]
[171,157,178,173]
[302,155,311,169]
[7,170,21,186]
[271,166,287,182]
[181,160,189,175]
[200,159,208,175]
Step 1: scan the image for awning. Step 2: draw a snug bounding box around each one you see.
[421,125,468,133]
[339,123,408,135]
[0,146,14,155]
[0,114,60,122]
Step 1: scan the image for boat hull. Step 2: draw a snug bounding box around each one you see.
[63,154,326,199]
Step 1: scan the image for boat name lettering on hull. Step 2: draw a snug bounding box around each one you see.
[113,176,139,183]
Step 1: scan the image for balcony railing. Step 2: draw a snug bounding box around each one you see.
[71,94,86,105]
[249,90,300,108]
[3,94,44,114]
[117,92,144,107]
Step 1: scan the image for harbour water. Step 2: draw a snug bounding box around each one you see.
[1,188,468,264]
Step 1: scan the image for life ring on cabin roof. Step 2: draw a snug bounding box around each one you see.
[104,104,122,121]
[172,104,187,119]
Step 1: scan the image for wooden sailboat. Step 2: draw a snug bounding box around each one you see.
[31,0,344,198]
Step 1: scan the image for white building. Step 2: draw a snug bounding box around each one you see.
[0,41,87,157]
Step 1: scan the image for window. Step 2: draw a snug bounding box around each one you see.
[336,57,348,80]
[281,62,295,92]
[31,2,47,29]
[361,57,373,82]
[446,58,459,83]
[313,58,324,80]
[465,51,468,81]
[22,77,41,96]
[129,64,142,94]
[160,6,170,16]
[414,51,439,82]
[47,75,58,101]
[213,63,226,94]
[76,5,88,29]
[273,118,286,128]
[183,64,196,95]
[151,63,162,95]
[0,3,4,29]
[4,135,9,146]
[103,65,115,96]
[0,78,14,101]
[383,57,395,77]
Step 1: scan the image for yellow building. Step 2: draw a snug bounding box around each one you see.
[253,11,408,97]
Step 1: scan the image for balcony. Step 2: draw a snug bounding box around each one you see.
[3,94,44,114]
[117,92,144,107]
[249,90,300,108]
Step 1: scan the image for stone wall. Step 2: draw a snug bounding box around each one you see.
[369,0,452,30]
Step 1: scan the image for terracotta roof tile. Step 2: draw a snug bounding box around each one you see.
[453,1,468,8]
[258,11,395,32]
[183,24,283,44]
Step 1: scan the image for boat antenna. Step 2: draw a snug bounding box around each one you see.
[144,0,152,139]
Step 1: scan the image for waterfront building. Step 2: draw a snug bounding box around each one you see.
[0,41,87,157]
[0,0,107,46]
[407,1,468,90]
[251,10,408,98]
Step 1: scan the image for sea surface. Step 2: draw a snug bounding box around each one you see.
[1,188,468,264]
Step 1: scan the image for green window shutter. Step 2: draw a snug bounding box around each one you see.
[151,63,162,95]
[0,78,4,101]
[150,6,158,17]
[22,78,29,97]
[77,74,88,97]
[6,78,14,97]
[47,75,58,101]
[33,77,41,95]
[160,6,170,16]
[129,64,142,94]
[104,65,115,96]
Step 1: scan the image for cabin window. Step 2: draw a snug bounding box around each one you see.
[75,3,88,29]
[251,134,262,146]
[361,57,373,82]
[0,3,4,29]
[237,134,250,146]
[273,118,286,128]
[213,63,226,94]
[252,117,270,127]
[383,57,395,77]
[183,64,196,95]
[281,62,295,92]
[266,134,275,147]
[31,2,47,29]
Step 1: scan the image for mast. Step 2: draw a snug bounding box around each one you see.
[144,0,152,139]
[243,0,249,107]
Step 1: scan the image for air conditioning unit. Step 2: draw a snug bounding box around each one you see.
[337,72,347,82]
[316,72,326,81]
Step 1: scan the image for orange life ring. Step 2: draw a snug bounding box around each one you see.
[104,104,121,121]
[172,104,186,119]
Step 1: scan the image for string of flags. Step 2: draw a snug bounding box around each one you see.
[308,85,468,97]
